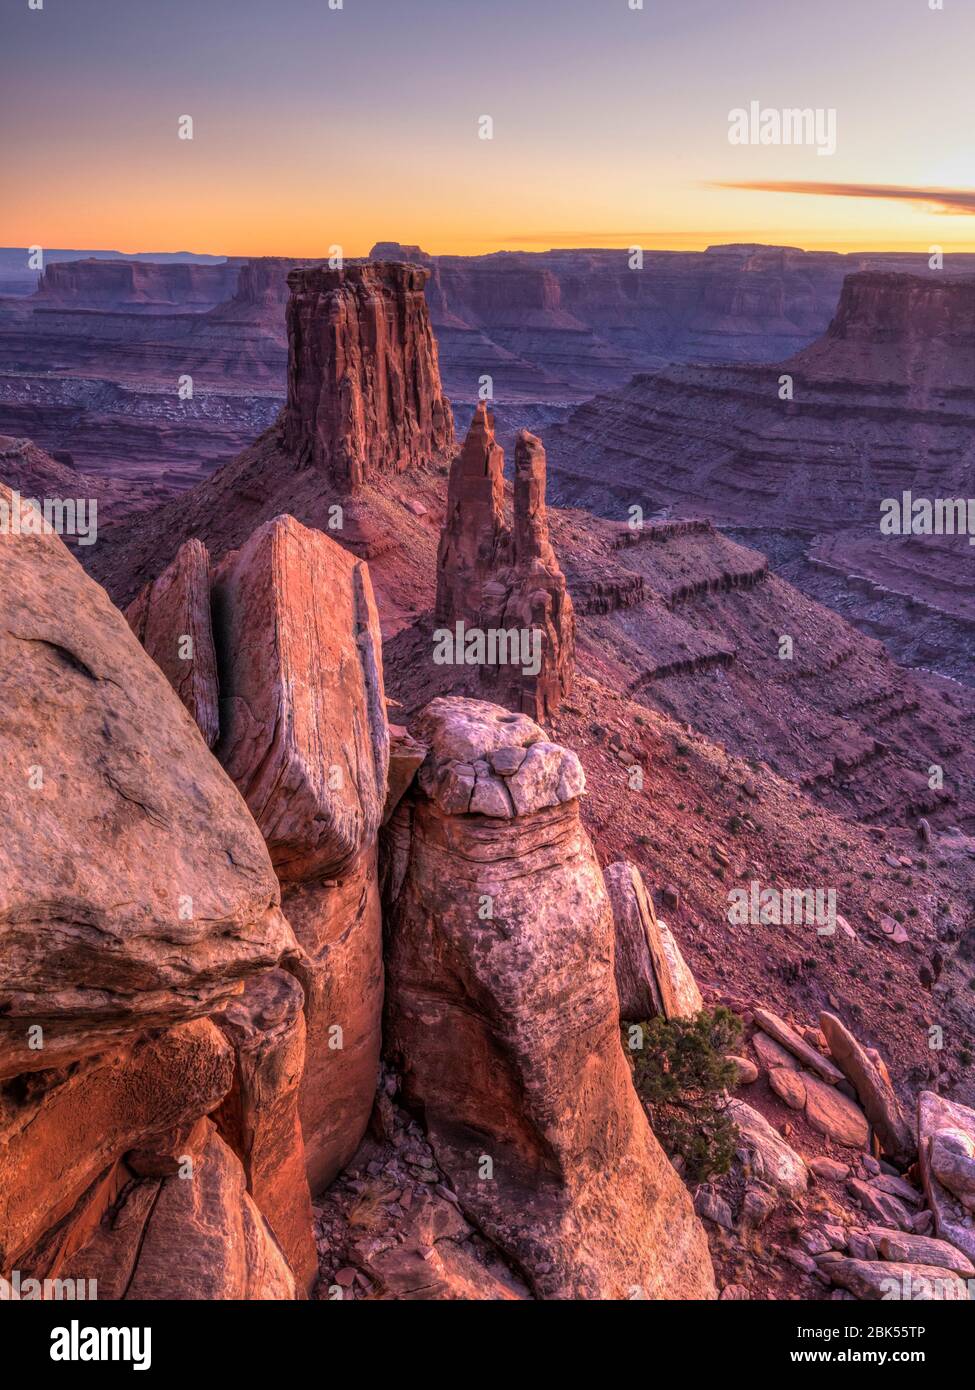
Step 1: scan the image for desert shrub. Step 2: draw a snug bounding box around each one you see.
[627,1006,742,1183]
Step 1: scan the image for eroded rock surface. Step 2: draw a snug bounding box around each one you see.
[60,1123,296,1300]
[125,537,220,747]
[214,970,317,1294]
[282,261,454,488]
[0,493,292,1078]
[384,696,715,1300]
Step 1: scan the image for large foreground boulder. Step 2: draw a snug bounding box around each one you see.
[383,697,716,1300]
[0,489,292,1079]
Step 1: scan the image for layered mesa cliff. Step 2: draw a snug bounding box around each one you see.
[548,271,975,529]
[33,257,243,312]
[8,243,975,494]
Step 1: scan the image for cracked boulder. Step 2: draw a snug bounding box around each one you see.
[58,1121,296,1300]
[125,537,220,747]
[211,514,389,1191]
[213,513,389,883]
[0,491,293,1079]
[384,695,716,1300]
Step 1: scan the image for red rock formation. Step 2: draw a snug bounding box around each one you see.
[0,494,301,1299]
[383,696,716,1299]
[435,401,507,623]
[0,1020,233,1273]
[0,485,292,1080]
[126,537,220,747]
[604,861,703,1022]
[436,407,574,721]
[58,1123,296,1300]
[214,970,317,1294]
[282,861,383,1193]
[212,514,389,1192]
[213,514,388,882]
[282,262,455,488]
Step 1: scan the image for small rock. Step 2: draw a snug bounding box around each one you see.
[847,1232,878,1261]
[800,1229,832,1256]
[729,1055,759,1085]
[784,1249,818,1275]
[719,1283,750,1300]
[694,1187,734,1230]
[809,1157,850,1183]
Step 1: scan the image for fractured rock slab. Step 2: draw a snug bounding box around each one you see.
[604,861,702,1021]
[125,536,219,747]
[820,1011,915,1166]
[213,513,389,883]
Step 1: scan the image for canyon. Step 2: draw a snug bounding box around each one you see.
[2,246,975,1304]
[3,243,975,491]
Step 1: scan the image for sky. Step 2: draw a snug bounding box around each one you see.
[2,0,974,257]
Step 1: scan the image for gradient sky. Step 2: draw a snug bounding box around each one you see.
[3,0,974,256]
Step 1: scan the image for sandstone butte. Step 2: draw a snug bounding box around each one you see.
[282,260,455,488]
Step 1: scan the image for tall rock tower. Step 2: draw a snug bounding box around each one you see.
[436,406,574,723]
[283,261,455,488]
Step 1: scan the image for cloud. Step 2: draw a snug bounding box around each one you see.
[714,181,975,216]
